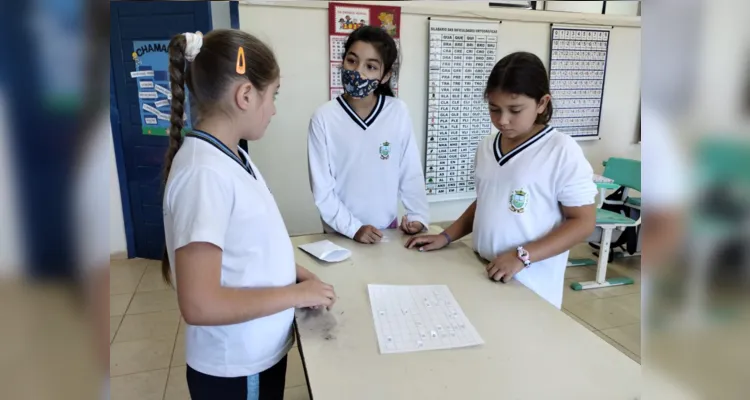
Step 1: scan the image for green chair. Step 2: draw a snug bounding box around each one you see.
[570,158,641,291]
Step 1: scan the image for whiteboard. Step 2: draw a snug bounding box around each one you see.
[424,19,500,203]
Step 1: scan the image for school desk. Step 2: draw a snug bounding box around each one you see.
[291,229,640,400]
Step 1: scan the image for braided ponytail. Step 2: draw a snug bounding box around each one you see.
[161,33,188,286]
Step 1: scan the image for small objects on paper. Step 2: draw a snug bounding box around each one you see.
[298,240,351,263]
[368,284,484,354]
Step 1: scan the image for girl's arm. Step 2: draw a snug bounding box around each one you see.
[175,242,313,326]
[296,264,318,283]
[443,200,476,242]
[523,204,595,261]
[398,112,429,230]
[307,116,364,239]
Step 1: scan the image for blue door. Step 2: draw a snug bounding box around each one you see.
[111,2,212,259]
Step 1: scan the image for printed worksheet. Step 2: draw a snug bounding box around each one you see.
[368,284,484,354]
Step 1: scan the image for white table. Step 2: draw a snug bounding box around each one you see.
[292,230,640,399]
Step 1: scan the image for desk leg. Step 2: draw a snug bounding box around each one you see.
[598,188,606,208]
[570,227,634,290]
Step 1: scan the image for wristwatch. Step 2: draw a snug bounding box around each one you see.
[517,246,531,268]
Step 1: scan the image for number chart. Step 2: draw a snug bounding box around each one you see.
[424,19,499,200]
[548,25,611,139]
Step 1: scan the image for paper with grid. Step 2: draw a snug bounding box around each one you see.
[368,284,484,354]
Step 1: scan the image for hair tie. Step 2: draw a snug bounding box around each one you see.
[184,31,203,62]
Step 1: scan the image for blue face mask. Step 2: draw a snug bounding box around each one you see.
[341,69,380,98]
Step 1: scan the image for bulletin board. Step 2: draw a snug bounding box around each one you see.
[130,40,192,136]
[424,19,499,201]
[328,2,402,100]
[548,24,611,140]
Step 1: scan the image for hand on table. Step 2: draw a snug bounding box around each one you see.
[486,250,525,283]
[399,216,424,235]
[354,225,383,244]
[294,279,336,310]
[404,233,449,252]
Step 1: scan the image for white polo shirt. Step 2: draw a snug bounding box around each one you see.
[308,95,430,238]
[473,127,597,309]
[163,132,296,378]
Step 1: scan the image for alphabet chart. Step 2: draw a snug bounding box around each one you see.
[368,284,484,354]
[548,25,611,139]
[424,19,499,200]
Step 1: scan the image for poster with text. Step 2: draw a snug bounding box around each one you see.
[131,40,192,136]
[328,2,401,100]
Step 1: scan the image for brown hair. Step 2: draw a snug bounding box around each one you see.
[161,29,279,285]
[484,52,552,125]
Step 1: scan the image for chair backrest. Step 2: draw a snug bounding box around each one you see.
[602,157,641,191]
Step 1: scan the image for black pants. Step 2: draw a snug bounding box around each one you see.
[186,355,288,400]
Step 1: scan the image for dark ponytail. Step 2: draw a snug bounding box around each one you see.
[344,26,399,97]
[161,33,188,286]
[160,30,279,286]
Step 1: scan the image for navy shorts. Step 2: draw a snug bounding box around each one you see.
[186,355,288,400]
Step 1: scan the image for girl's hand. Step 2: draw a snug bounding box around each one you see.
[405,233,449,252]
[295,264,319,283]
[399,216,424,235]
[293,279,336,309]
[354,225,383,244]
[486,251,526,283]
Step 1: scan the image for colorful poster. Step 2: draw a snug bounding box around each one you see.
[131,40,192,136]
[328,2,401,100]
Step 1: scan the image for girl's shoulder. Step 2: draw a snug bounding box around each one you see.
[310,97,342,122]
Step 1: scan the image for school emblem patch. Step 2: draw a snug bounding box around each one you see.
[379,141,390,160]
[509,189,529,213]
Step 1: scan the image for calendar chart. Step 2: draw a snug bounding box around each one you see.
[425,19,499,200]
[549,25,611,139]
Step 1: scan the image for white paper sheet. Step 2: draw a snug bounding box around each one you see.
[298,240,351,263]
[368,284,484,354]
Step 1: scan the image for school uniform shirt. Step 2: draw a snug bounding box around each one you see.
[308,95,429,238]
[473,127,597,309]
[163,132,296,378]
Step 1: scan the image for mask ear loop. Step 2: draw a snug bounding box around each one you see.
[236,47,246,75]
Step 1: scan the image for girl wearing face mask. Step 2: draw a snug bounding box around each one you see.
[161,30,336,399]
[406,52,597,309]
[308,26,429,244]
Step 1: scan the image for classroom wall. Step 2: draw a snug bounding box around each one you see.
[109,129,128,256]
[238,1,641,232]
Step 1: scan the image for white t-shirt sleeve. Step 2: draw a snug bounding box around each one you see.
[556,140,598,207]
[398,108,430,228]
[166,167,233,251]
[307,115,363,239]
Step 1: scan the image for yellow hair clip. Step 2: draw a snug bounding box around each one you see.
[236,47,246,74]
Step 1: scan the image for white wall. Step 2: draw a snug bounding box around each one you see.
[109,133,128,256]
[239,1,641,231]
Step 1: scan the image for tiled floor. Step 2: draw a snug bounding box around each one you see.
[109,244,640,399]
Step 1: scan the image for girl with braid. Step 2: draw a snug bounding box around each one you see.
[161,30,337,399]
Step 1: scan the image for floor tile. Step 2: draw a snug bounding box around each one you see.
[137,264,173,292]
[164,367,190,400]
[110,368,168,400]
[286,347,306,388]
[284,385,311,400]
[561,279,600,308]
[564,295,640,331]
[114,310,180,343]
[172,333,186,367]
[127,290,179,315]
[110,337,175,376]
[564,265,597,280]
[178,317,187,335]
[110,261,147,295]
[594,331,640,364]
[110,315,123,343]
[600,323,641,356]
[111,293,133,317]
